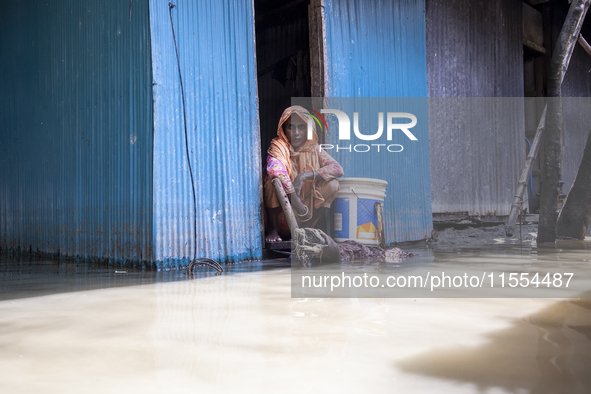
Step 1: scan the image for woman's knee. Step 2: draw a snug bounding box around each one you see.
[326,178,340,194]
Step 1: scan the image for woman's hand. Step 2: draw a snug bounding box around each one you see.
[292,171,315,196]
[289,192,307,216]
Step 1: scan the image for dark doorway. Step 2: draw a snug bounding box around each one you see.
[254,0,313,245]
[254,0,312,168]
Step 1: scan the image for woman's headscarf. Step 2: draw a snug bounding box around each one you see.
[267,105,320,181]
[267,106,326,213]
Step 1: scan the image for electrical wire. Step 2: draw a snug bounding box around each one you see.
[169,3,223,274]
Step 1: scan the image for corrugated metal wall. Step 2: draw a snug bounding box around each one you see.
[0,0,154,264]
[322,0,433,243]
[426,0,525,216]
[148,0,262,268]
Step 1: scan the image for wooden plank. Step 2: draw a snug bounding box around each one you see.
[266,241,292,250]
[578,34,591,57]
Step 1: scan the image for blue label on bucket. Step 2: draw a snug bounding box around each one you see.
[333,197,350,239]
[357,198,380,228]
[357,198,380,240]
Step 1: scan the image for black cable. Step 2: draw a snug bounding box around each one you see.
[188,258,224,273]
[169,3,223,274]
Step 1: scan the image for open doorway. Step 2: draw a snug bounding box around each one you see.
[254,0,316,247]
[254,0,312,161]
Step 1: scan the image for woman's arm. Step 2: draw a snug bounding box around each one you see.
[266,156,308,216]
[266,156,295,194]
[316,147,344,180]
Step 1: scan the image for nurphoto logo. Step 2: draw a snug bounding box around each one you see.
[304,108,418,153]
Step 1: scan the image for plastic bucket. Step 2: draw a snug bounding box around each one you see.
[333,177,388,245]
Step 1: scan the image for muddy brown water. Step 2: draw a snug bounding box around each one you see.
[1,238,591,393]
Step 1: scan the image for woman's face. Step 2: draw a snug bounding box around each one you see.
[283,115,307,150]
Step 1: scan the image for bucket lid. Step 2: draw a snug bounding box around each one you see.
[338,177,388,187]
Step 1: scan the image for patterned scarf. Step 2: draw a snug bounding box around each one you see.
[267,106,325,211]
[267,106,320,180]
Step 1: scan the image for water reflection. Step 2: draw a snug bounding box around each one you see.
[397,292,591,393]
[1,239,591,392]
[0,255,290,301]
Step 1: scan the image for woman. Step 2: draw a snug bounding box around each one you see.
[264,106,344,243]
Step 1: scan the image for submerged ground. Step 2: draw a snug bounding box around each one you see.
[1,227,591,393]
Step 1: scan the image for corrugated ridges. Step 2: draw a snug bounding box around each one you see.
[322,0,433,243]
[0,0,154,264]
[426,0,525,217]
[148,0,262,268]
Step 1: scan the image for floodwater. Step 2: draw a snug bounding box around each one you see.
[1,239,591,393]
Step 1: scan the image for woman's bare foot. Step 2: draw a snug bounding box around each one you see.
[266,207,283,243]
[265,231,282,243]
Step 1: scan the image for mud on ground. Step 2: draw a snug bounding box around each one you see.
[431,224,538,246]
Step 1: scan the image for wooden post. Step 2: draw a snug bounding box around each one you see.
[506,0,589,238]
[578,34,591,57]
[505,106,546,236]
[375,202,385,249]
[538,0,590,244]
[556,129,591,239]
[272,178,299,236]
[309,0,327,98]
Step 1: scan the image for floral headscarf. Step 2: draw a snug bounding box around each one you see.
[267,105,320,181]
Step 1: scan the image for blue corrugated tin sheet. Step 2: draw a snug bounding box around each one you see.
[148,0,262,268]
[0,0,154,264]
[322,0,433,243]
